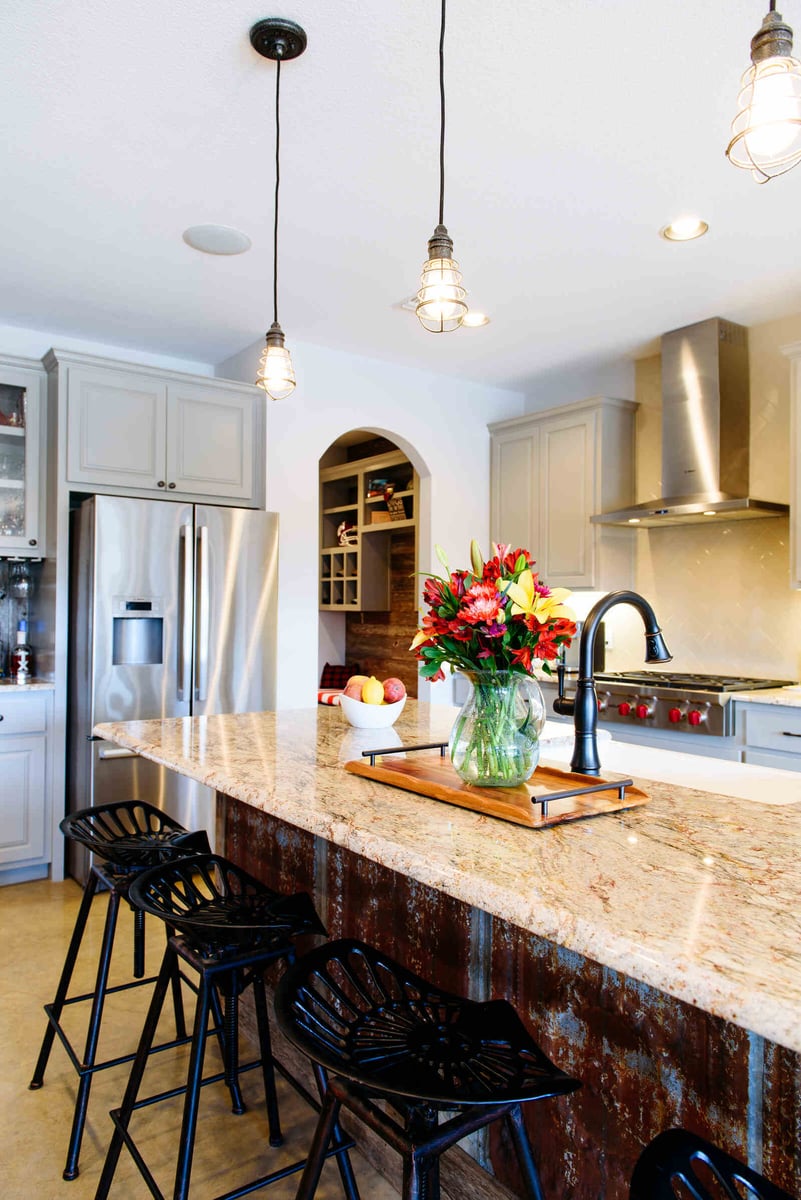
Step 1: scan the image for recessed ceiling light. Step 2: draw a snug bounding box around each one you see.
[659,216,709,242]
[183,225,252,255]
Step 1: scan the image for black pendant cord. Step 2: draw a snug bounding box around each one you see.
[438,0,446,227]
[769,0,776,12]
[273,57,281,327]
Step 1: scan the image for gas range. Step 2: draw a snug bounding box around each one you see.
[592,672,793,736]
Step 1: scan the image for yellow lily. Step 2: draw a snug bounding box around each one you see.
[505,570,575,623]
[409,628,430,651]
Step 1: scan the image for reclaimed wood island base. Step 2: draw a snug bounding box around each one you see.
[94,701,801,1200]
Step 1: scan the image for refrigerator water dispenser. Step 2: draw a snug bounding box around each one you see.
[112,598,164,665]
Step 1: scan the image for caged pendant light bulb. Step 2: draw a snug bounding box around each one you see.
[726,2,801,182]
[250,18,307,398]
[415,0,469,333]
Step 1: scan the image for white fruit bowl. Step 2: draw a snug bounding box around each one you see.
[339,693,407,729]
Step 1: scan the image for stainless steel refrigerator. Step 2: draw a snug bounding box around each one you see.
[66,494,278,882]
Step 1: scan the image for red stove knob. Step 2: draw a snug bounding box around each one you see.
[688,709,703,727]
[635,703,650,720]
[618,702,631,716]
[668,707,684,724]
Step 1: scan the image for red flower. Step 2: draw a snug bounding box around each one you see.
[423,577,449,609]
[461,581,503,626]
[509,645,533,671]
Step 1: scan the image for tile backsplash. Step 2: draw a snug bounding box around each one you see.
[604,517,801,683]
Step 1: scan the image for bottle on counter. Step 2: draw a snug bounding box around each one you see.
[10,619,33,684]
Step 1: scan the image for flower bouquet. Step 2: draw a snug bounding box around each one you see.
[410,541,577,785]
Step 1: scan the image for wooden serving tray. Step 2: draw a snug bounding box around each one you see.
[344,754,648,829]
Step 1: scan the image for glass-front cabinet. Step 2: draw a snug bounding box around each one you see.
[0,358,46,556]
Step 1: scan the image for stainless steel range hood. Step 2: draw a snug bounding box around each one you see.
[591,317,789,528]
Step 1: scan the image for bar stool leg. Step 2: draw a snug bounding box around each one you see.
[252,969,283,1145]
[62,882,123,1179]
[172,975,214,1200]
[295,1087,343,1200]
[167,923,188,1041]
[29,869,99,1090]
[312,1064,361,1200]
[506,1104,545,1200]
[220,971,246,1116]
[94,942,176,1199]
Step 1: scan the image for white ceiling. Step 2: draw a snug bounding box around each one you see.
[3,0,801,392]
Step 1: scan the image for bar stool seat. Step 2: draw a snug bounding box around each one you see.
[29,799,210,1181]
[630,1128,794,1200]
[274,937,581,1200]
[95,854,360,1200]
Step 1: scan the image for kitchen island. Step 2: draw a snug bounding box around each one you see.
[94,700,801,1200]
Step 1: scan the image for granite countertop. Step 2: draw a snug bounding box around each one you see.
[94,699,801,1053]
[730,686,801,708]
[0,678,55,691]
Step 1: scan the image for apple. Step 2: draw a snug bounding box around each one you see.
[382,677,406,704]
[343,682,364,700]
[345,674,369,691]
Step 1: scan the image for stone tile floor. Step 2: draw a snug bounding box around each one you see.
[2,877,399,1199]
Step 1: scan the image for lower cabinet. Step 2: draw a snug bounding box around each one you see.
[737,701,801,771]
[0,689,52,879]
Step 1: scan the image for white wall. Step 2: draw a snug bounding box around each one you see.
[0,322,213,376]
[218,337,524,708]
[524,357,635,411]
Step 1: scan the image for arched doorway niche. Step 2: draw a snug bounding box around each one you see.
[318,427,431,698]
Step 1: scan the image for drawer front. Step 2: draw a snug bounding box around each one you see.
[0,692,47,735]
[742,748,801,773]
[742,705,801,756]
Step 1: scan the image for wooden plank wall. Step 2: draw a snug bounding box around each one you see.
[346,529,418,697]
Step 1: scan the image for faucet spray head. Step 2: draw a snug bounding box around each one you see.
[645,630,672,663]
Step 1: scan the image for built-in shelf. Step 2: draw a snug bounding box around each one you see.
[319,450,418,612]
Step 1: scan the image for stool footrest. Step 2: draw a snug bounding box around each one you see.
[108,1098,357,1200]
[41,1000,196,1078]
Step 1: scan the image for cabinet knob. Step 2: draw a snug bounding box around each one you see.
[157,480,166,488]
[0,714,4,721]
[28,539,37,546]
[168,482,176,489]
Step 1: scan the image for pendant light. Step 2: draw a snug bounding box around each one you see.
[250,18,307,398]
[726,2,801,182]
[415,0,469,333]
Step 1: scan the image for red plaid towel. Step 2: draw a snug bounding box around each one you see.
[317,689,343,706]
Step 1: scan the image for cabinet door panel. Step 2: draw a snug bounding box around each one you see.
[540,414,595,586]
[67,366,167,488]
[0,735,46,863]
[166,387,254,499]
[491,434,538,551]
[0,360,45,555]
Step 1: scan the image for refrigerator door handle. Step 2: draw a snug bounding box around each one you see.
[178,523,193,701]
[98,747,139,760]
[195,523,210,703]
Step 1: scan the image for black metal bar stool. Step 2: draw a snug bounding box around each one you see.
[29,799,211,1181]
[95,853,361,1200]
[274,937,582,1200]
[630,1128,794,1199]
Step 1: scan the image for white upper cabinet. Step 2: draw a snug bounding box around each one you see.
[490,397,637,590]
[0,355,46,556]
[61,355,262,506]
